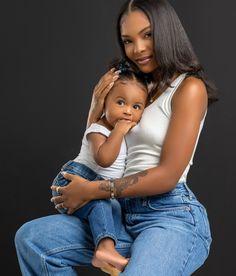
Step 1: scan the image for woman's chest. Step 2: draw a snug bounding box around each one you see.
[126,102,170,148]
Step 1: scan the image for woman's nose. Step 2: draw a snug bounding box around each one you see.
[134,40,146,54]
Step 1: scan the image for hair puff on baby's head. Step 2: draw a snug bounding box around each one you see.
[109,58,150,90]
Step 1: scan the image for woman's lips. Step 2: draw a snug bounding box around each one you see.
[136,56,152,65]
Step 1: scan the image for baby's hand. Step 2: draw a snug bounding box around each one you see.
[115,119,136,135]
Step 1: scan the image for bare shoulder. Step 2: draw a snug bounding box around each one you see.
[172,76,208,117]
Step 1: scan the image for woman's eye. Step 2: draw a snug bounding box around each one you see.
[144,32,152,38]
[133,104,141,110]
[117,100,125,105]
[122,39,132,45]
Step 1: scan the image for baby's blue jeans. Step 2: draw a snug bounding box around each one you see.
[52,160,117,247]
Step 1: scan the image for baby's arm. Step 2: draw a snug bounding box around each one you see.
[87,120,135,167]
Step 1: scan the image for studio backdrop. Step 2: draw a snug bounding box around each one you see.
[1,1,235,275]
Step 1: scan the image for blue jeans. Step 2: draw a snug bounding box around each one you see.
[52,160,117,247]
[15,182,212,275]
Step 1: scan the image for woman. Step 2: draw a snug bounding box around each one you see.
[15,0,217,275]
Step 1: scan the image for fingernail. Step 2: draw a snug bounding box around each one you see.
[110,68,115,72]
[114,70,121,74]
[109,82,114,87]
[61,171,65,176]
[113,75,119,80]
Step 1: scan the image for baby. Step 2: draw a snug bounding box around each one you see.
[51,59,148,274]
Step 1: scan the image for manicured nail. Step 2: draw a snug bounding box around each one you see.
[113,75,119,80]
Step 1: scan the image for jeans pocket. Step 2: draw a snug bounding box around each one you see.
[147,194,186,211]
[147,202,190,212]
[147,199,196,229]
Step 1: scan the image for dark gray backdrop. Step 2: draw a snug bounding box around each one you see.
[1,1,235,275]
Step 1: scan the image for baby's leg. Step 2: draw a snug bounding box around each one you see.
[92,238,129,272]
[52,162,130,271]
[74,199,129,271]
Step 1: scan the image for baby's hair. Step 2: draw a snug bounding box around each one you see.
[109,58,150,92]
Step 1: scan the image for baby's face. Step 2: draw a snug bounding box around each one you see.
[104,79,147,127]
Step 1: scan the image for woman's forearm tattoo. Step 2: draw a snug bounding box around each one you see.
[98,170,148,197]
[115,171,148,197]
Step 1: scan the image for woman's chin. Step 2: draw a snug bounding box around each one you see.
[136,63,158,74]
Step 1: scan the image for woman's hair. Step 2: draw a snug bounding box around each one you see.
[116,0,218,105]
[109,58,149,92]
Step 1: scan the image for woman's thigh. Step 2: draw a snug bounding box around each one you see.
[120,205,210,276]
[121,225,207,276]
[15,214,132,275]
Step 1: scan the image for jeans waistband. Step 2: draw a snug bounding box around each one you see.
[147,182,195,198]
[118,182,200,212]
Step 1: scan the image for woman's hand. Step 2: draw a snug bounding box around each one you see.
[87,68,120,127]
[51,173,93,215]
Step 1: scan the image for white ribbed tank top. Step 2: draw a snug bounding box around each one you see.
[124,73,206,183]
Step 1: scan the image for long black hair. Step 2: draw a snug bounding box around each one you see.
[116,0,218,105]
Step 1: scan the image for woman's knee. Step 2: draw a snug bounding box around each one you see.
[15,221,33,254]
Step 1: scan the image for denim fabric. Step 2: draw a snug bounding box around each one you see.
[52,160,118,246]
[15,182,212,276]
[118,182,212,275]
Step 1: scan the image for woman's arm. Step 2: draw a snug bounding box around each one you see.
[88,120,136,167]
[52,77,207,212]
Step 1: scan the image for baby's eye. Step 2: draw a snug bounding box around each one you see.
[133,104,141,110]
[117,100,125,106]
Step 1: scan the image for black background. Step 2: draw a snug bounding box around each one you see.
[1,1,235,275]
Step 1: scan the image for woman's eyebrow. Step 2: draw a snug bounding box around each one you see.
[121,26,151,37]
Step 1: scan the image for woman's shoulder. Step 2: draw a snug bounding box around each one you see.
[172,75,208,116]
[177,75,207,97]
[173,75,207,105]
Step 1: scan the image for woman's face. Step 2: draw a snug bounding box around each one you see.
[120,10,158,73]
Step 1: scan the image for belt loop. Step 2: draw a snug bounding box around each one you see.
[142,197,148,206]
[183,182,193,200]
